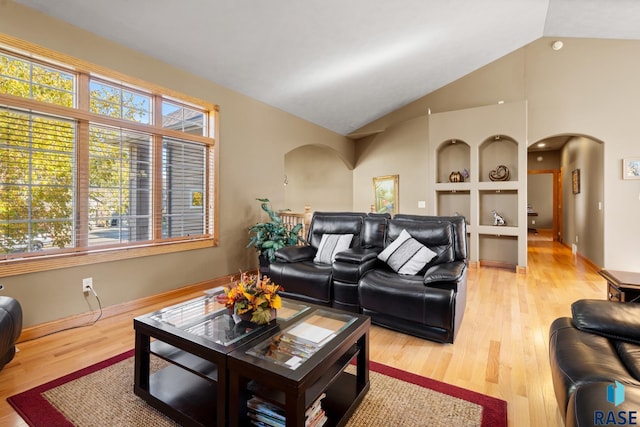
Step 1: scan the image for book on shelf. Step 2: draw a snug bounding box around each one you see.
[248,394,327,427]
[305,393,326,427]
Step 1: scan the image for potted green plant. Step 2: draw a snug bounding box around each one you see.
[247,198,305,274]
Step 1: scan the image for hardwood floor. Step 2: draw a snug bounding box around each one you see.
[0,230,604,426]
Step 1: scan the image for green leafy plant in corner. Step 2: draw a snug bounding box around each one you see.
[247,198,305,262]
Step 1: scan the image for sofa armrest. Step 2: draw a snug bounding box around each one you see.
[572,299,640,344]
[274,245,316,263]
[333,248,380,284]
[334,247,379,264]
[423,261,466,285]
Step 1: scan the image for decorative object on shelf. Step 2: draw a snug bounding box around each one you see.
[216,273,282,325]
[449,171,463,182]
[462,168,469,180]
[572,169,581,194]
[247,198,306,267]
[489,165,510,181]
[491,210,506,226]
[623,158,640,180]
[373,175,399,215]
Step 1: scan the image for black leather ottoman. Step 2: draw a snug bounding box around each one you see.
[0,296,23,370]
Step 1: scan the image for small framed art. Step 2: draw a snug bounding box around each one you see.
[572,169,580,194]
[623,158,640,180]
[373,175,398,215]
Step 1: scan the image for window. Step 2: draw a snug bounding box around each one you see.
[0,44,217,272]
[90,78,151,124]
[0,52,75,107]
[0,108,75,253]
[88,125,152,246]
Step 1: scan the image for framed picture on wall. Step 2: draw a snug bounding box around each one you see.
[373,175,399,215]
[623,158,640,180]
[572,169,580,194]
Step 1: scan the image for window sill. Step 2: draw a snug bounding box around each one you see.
[0,238,217,278]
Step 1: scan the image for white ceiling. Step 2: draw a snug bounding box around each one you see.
[12,0,640,136]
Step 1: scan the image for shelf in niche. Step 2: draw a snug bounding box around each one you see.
[476,225,519,237]
[435,182,471,191]
[479,189,518,227]
[479,137,518,182]
[479,234,518,267]
[436,190,469,223]
[436,140,470,184]
[477,181,518,191]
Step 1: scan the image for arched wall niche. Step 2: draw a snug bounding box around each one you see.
[436,139,470,183]
[479,134,519,182]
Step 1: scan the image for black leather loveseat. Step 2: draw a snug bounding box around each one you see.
[550,299,640,426]
[269,212,468,343]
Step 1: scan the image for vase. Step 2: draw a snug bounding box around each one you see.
[235,308,276,325]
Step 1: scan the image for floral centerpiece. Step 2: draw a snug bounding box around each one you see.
[216,273,283,325]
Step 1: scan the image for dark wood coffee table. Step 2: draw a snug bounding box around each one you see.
[227,307,370,427]
[133,289,310,426]
[600,269,640,302]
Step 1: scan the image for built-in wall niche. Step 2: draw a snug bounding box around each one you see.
[479,135,518,182]
[479,189,518,227]
[436,190,470,222]
[479,234,518,267]
[436,140,470,183]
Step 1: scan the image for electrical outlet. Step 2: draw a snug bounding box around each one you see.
[82,277,93,293]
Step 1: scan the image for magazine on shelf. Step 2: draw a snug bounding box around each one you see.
[248,396,285,422]
[287,322,335,345]
[248,393,326,427]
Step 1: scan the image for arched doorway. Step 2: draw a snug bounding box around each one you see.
[527,135,604,267]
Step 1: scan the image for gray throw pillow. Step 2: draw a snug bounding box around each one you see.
[314,233,354,264]
[378,229,437,275]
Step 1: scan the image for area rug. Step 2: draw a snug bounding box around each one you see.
[8,350,506,427]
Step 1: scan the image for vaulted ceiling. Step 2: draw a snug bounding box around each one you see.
[13,0,640,136]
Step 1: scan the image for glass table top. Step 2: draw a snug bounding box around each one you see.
[147,287,310,347]
[245,309,358,370]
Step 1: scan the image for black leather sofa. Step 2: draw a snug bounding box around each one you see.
[0,296,22,370]
[357,215,468,343]
[270,212,468,343]
[550,299,640,426]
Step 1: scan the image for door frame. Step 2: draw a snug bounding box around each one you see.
[528,169,562,241]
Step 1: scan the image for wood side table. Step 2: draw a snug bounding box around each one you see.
[600,269,640,303]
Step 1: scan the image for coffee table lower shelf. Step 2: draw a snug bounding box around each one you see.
[135,364,218,427]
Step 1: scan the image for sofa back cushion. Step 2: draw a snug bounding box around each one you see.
[394,214,467,261]
[307,212,366,249]
[361,214,389,249]
[385,217,455,267]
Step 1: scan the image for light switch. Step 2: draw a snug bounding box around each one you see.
[418,201,426,208]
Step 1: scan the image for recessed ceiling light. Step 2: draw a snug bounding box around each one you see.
[552,40,564,51]
[538,142,546,147]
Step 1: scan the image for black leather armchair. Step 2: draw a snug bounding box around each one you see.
[358,215,468,343]
[550,299,640,426]
[0,296,22,370]
[268,212,367,306]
